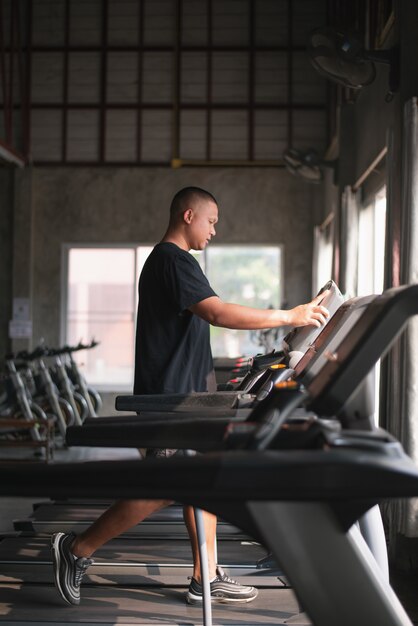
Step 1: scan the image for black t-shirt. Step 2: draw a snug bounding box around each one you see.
[133,242,217,394]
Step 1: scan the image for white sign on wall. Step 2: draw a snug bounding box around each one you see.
[9,319,33,339]
[9,297,32,338]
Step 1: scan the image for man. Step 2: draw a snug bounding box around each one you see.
[51,187,329,606]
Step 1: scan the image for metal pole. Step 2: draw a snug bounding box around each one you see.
[194,507,213,626]
[186,449,212,626]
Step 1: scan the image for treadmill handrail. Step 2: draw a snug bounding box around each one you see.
[1,447,418,519]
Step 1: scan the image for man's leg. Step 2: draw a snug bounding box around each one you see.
[73,498,171,557]
[51,498,171,605]
[183,505,217,581]
[183,505,258,605]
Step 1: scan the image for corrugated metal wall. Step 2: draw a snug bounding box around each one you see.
[0,0,329,165]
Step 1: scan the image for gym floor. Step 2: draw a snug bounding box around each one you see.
[1,445,418,625]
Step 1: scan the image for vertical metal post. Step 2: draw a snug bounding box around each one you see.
[205,0,212,161]
[194,507,213,626]
[171,0,181,163]
[186,449,212,626]
[136,0,144,163]
[14,0,27,159]
[8,0,15,144]
[62,0,70,162]
[0,0,7,122]
[248,0,255,161]
[286,0,293,149]
[24,0,32,159]
[99,0,108,163]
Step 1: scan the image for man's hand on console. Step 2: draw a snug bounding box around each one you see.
[286,290,331,328]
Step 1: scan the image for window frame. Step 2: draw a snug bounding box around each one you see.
[356,185,387,426]
[61,242,152,392]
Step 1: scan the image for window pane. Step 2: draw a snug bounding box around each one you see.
[67,248,136,387]
[356,186,386,426]
[374,189,386,293]
[205,246,282,357]
[135,246,154,308]
[313,224,333,296]
[357,204,374,297]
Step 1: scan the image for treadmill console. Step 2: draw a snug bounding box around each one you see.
[282,280,344,368]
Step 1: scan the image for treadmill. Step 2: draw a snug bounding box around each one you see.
[2,285,418,626]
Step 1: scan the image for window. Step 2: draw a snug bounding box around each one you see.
[63,245,152,391]
[357,187,386,296]
[199,245,283,357]
[63,244,282,389]
[312,215,334,296]
[356,186,387,424]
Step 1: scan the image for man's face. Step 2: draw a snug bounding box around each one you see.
[187,200,218,250]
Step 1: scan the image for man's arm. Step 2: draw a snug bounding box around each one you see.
[189,292,330,330]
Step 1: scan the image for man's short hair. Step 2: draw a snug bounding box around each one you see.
[170,187,217,217]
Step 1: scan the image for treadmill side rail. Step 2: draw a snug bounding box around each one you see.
[249,500,412,626]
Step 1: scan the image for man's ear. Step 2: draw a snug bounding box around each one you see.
[184,208,193,224]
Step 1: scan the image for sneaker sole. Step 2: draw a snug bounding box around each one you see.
[186,592,258,605]
[51,533,79,606]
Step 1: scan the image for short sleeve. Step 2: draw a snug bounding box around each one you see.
[171,253,217,312]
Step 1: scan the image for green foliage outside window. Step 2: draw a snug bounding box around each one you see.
[195,245,282,357]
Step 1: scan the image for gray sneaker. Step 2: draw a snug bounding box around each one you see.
[186,565,258,604]
[51,532,93,605]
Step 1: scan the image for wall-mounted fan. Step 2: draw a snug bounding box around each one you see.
[283,148,324,184]
[307,27,398,99]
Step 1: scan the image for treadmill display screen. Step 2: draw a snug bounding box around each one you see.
[283,280,344,362]
[302,303,370,395]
